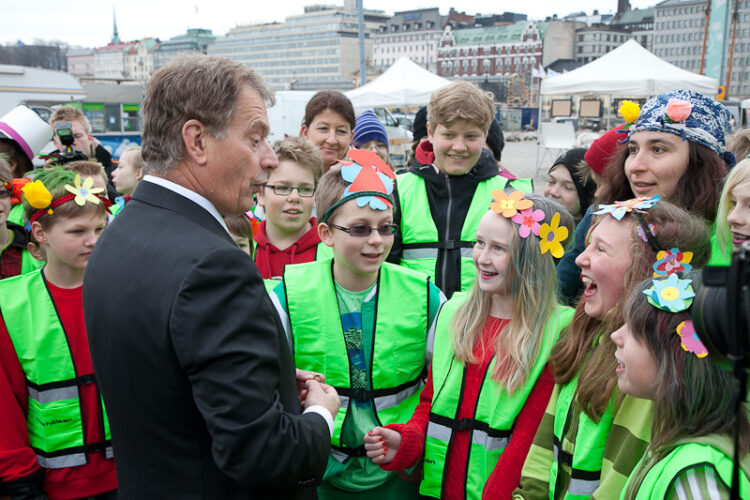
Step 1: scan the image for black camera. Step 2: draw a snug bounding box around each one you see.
[54,121,88,165]
[691,242,750,371]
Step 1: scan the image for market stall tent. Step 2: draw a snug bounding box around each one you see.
[346,57,451,108]
[541,40,718,96]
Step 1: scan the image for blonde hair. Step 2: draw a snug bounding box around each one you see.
[727,128,750,160]
[273,137,323,185]
[428,82,495,133]
[716,158,750,257]
[49,106,91,134]
[451,195,573,392]
[63,160,108,188]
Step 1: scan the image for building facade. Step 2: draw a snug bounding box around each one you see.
[67,49,95,79]
[154,28,216,70]
[123,38,159,82]
[574,24,631,64]
[372,8,444,73]
[93,42,131,80]
[610,7,655,51]
[437,22,547,106]
[208,2,388,90]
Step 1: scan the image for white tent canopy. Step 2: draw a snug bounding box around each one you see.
[346,57,450,108]
[541,40,718,96]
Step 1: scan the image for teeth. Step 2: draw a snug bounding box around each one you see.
[581,277,593,287]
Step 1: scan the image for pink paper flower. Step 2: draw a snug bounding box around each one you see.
[665,98,693,123]
[511,208,545,238]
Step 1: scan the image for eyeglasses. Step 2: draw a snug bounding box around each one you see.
[264,184,315,197]
[328,222,398,237]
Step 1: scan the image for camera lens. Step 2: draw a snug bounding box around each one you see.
[692,284,732,370]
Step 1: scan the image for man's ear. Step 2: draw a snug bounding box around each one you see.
[30,221,47,245]
[318,222,335,248]
[182,119,209,166]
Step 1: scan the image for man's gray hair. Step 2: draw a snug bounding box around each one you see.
[141,54,274,175]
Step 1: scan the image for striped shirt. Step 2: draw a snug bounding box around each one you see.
[668,465,730,500]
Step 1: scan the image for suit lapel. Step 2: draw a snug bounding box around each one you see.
[131,181,236,245]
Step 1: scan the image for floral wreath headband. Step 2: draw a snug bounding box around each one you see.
[489,190,569,258]
[319,149,396,224]
[594,194,663,253]
[22,173,111,225]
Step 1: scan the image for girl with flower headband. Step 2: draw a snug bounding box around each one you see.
[515,197,711,500]
[364,192,576,499]
[0,167,116,498]
[612,271,750,499]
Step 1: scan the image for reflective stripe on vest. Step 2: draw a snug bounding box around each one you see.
[284,259,430,450]
[550,372,617,500]
[421,293,573,499]
[0,268,112,469]
[397,172,512,293]
[625,434,750,499]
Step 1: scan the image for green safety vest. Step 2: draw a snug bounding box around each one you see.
[284,259,430,455]
[262,245,333,293]
[550,376,615,499]
[7,203,24,226]
[0,268,112,469]
[20,249,43,275]
[397,172,532,293]
[421,293,573,499]
[622,434,750,499]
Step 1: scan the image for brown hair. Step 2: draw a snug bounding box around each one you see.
[428,81,495,133]
[597,140,727,222]
[141,54,274,175]
[272,136,323,185]
[0,140,32,177]
[302,90,355,130]
[314,164,350,224]
[0,155,12,183]
[63,160,108,187]
[49,106,90,133]
[224,213,254,240]
[550,201,711,420]
[22,167,107,229]
[727,127,750,161]
[625,273,750,454]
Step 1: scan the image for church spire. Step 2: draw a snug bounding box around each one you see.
[111,8,120,44]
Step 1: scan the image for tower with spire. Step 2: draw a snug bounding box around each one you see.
[111,8,120,44]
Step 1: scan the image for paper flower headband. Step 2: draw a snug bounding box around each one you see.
[319,149,396,224]
[490,190,569,258]
[619,100,641,129]
[23,174,111,224]
[594,194,660,221]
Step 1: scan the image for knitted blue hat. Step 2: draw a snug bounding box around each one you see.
[627,89,735,166]
[353,110,389,151]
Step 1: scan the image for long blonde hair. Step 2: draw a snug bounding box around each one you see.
[716,158,750,257]
[451,195,573,393]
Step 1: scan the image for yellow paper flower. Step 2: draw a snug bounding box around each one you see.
[619,100,641,123]
[539,212,569,258]
[64,174,104,206]
[21,180,53,210]
[490,190,534,218]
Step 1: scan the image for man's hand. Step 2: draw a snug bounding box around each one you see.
[303,380,339,418]
[363,426,402,465]
[295,369,325,404]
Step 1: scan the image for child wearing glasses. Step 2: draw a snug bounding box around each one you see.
[254,137,325,279]
[269,150,445,499]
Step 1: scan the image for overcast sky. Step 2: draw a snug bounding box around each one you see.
[3,0,657,48]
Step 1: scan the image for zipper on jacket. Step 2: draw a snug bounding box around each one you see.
[441,174,453,290]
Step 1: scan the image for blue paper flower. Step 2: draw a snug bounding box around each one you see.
[643,274,695,313]
[594,195,660,221]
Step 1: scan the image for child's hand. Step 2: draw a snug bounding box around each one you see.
[364,426,401,465]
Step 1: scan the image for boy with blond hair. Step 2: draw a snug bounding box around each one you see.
[254,136,328,279]
[270,151,445,498]
[387,82,529,298]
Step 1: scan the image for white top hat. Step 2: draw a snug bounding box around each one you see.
[0,105,54,161]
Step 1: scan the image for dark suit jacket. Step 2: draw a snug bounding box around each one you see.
[83,181,330,499]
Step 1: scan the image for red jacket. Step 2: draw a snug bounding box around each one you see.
[253,218,322,279]
[381,316,555,499]
[0,279,117,499]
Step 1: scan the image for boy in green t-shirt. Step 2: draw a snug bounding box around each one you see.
[270,150,444,499]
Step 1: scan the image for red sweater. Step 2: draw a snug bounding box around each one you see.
[382,316,555,499]
[0,278,117,499]
[253,218,321,279]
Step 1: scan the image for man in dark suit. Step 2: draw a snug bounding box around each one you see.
[83,54,339,499]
